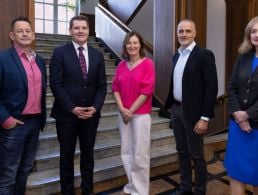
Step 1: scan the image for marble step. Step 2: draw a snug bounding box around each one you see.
[43,107,161,133]
[34,127,173,171]
[26,143,178,195]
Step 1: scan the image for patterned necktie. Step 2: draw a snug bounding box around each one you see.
[78,46,87,80]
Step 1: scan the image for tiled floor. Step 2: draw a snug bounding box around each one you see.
[96,141,254,195]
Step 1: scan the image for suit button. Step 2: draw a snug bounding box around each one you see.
[246,89,250,93]
[248,79,251,83]
[83,86,87,89]
[243,99,248,104]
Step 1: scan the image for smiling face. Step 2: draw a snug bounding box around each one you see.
[177,20,196,49]
[9,21,34,48]
[69,20,89,46]
[125,35,141,58]
[250,22,258,49]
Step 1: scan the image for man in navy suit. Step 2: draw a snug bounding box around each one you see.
[0,16,46,195]
[165,19,218,195]
[49,15,107,195]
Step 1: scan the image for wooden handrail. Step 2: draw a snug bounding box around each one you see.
[97,3,153,55]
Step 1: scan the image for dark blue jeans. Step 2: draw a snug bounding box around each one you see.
[0,116,40,195]
[171,104,207,195]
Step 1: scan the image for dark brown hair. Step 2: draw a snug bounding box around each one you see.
[69,15,89,29]
[122,31,145,60]
[11,16,31,31]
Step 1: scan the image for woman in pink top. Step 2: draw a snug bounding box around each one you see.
[112,31,155,195]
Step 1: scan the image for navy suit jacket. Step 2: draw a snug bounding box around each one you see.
[49,43,107,122]
[0,47,47,130]
[165,45,218,123]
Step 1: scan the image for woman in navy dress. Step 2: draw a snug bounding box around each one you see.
[224,16,258,195]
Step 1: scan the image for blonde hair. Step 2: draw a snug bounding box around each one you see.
[238,16,258,54]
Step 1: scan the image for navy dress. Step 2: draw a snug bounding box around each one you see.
[224,56,258,185]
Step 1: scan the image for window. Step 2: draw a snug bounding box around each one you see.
[35,0,78,34]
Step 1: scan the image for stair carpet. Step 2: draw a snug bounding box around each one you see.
[25,33,174,195]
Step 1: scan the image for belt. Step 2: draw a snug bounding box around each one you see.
[174,100,182,106]
[20,114,41,120]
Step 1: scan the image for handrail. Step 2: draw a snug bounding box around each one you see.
[216,93,228,102]
[97,3,153,55]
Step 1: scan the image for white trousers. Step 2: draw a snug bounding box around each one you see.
[118,113,151,195]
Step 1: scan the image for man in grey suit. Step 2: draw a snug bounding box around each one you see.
[50,15,107,195]
[165,19,218,195]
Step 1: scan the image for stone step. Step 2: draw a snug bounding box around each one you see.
[36,34,95,42]
[34,127,173,171]
[26,143,178,195]
[46,90,114,105]
[46,80,113,95]
[35,41,101,50]
[45,71,114,85]
[37,49,111,60]
[42,55,115,66]
[46,99,117,116]
[45,64,116,76]
[43,107,161,133]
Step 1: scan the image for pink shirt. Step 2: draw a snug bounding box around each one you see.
[1,45,42,128]
[112,58,155,114]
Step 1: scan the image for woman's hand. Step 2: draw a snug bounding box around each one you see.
[233,111,249,123]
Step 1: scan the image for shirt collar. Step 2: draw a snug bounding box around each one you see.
[72,41,88,51]
[14,44,36,59]
[178,41,196,55]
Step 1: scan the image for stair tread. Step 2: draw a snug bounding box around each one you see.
[36,126,172,159]
[27,143,177,187]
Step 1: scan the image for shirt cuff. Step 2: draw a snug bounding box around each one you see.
[1,116,15,129]
[201,116,210,122]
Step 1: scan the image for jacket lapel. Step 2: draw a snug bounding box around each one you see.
[10,47,28,91]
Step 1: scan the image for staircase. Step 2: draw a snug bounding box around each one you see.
[25,33,176,194]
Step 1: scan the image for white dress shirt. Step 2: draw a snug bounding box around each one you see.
[173,41,196,102]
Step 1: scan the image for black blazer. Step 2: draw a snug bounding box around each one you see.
[49,43,107,122]
[228,51,258,128]
[0,47,47,130]
[165,45,218,123]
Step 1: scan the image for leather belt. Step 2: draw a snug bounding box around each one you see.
[20,114,41,120]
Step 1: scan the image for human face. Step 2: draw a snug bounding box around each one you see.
[69,20,89,45]
[250,22,258,49]
[126,35,141,58]
[9,21,34,48]
[177,20,196,49]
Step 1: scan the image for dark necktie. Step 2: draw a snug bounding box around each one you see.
[78,47,87,80]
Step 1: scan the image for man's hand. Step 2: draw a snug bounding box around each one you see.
[193,119,209,135]
[72,106,96,120]
[4,119,24,130]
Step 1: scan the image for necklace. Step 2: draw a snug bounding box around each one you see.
[128,57,141,69]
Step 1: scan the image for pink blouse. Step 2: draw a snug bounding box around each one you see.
[112,58,155,114]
